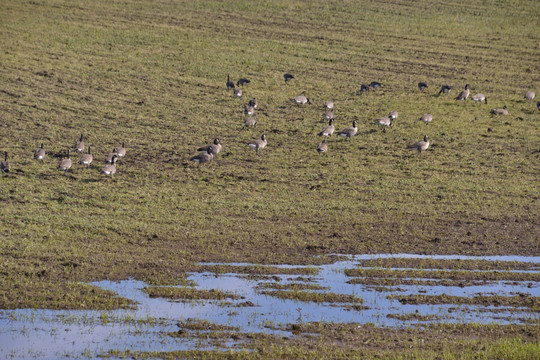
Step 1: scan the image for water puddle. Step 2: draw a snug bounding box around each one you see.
[1,254,538,359]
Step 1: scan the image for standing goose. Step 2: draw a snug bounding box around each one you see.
[248,134,267,154]
[324,101,334,110]
[198,138,222,155]
[456,84,470,101]
[419,114,433,125]
[408,135,430,158]
[388,110,398,121]
[283,73,294,82]
[322,110,334,120]
[106,148,118,164]
[316,139,328,155]
[58,149,72,172]
[318,119,335,137]
[79,146,93,167]
[244,105,255,116]
[34,143,46,161]
[116,142,126,158]
[248,98,259,109]
[234,88,243,97]
[524,91,535,102]
[491,105,509,115]
[101,155,118,176]
[244,117,257,127]
[226,74,235,89]
[0,152,10,175]
[74,134,84,152]
[471,93,487,104]
[376,117,393,132]
[190,148,214,168]
[418,82,428,91]
[292,95,310,105]
[438,85,452,95]
[337,119,358,141]
[237,78,250,87]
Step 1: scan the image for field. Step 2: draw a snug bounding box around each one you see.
[0,0,539,358]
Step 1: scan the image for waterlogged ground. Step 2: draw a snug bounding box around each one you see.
[1,254,538,359]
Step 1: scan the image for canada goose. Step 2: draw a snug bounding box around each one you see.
[418,82,428,91]
[438,85,452,96]
[226,74,235,89]
[284,73,294,82]
[456,84,470,101]
[79,146,93,167]
[0,151,10,175]
[234,88,242,97]
[324,101,334,110]
[316,139,328,155]
[471,93,487,104]
[244,117,257,127]
[419,114,433,125]
[408,135,430,158]
[537,101,540,112]
[322,110,334,120]
[190,148,214,168]
[248,134,267,154]
[525,91,535,102]
[116,142,126,157]
[74,134,84,152]
[101,155,118,176]
[491,105,508,115]
[337,119,358,141]
[369,81,381,89]
[106,148,118,164]
[58,149,72,172]
[318,119,335,137]
[34,143,46,161]
[376,117,392,132]
[237,78,250,87]
[292,95,310,105]
[248,98,258,108]
[198,138,222,155]
[388,110,398,120]
[360,84,370,92]
[244,105,255,116]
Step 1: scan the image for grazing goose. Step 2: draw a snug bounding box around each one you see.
[438,85,452,96]
[322,110,334,120]
[190,148,214,168]
[456,84,470,101]
[337,119,358,141]
[244,117,257,127]
[418,82,428,91]
[248,98,259,109]
[101,155,118,176]
[74,134,84,152]
[244,105,255,116]
[324,101,334,110]
[226,74,235,89]
[248,134,267,154]
[34,143,46,161]
[292,95,310,105]
[79,146,93,167]
[318,119,335,137]
[471,93,487,104]
[58,149,72,172]
[237,78,250,87]
[408,135,430,158]
[316,139,328,155]
[106,148,118,164]
[234,88,242,97]
[284,73,294,82]
[198,138,222,155]
[116,142,126,158]
[360,84,370,92]
[376,117,392,132]
[491,105,508,115]
[369,81,381,89]
[525,91,535,102]
[1,151,10,175]
[419,113,433,125]
[388,110,398,120]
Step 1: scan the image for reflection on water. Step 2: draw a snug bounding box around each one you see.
[0,254,538,359]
